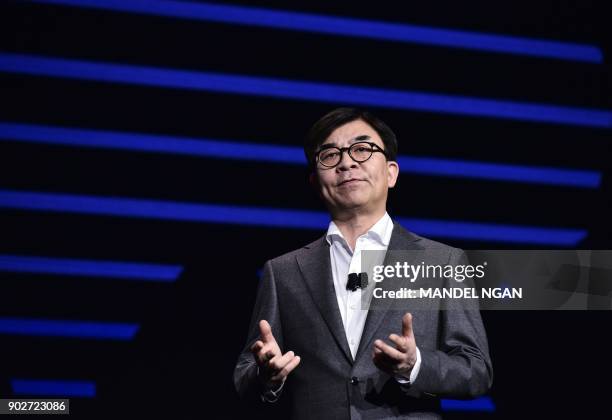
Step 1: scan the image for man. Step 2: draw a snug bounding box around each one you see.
[234,108,493,419]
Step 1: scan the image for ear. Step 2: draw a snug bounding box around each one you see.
[387,160,399,188]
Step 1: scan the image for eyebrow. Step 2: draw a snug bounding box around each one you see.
[318,134,372,150]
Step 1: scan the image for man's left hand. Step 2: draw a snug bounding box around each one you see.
[372,312,417,377]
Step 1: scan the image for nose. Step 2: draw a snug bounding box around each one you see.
[336,150,358,171]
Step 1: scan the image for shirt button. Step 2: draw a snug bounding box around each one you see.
[350,376,360,385]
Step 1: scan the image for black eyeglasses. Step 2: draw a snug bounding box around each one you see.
[315,141,387,168]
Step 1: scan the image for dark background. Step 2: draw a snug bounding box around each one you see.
[1,0,611,418]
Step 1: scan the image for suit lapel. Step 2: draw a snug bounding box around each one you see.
[354,223,422,362]
[296,237,354,365]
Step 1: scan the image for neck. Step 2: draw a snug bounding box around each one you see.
[331,208,387,252]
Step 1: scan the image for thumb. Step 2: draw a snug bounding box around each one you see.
[259,320,276,344]
[402,312,414,338]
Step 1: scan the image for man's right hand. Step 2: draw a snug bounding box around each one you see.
[250,320,301,390]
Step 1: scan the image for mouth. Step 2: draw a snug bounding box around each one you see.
[338,179,363,187]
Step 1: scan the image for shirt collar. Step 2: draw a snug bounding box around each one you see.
[325,212,394,247]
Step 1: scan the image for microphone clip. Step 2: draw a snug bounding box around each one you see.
[346,272,368,291]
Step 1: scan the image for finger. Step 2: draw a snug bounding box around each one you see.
[271,355,301,382]
[389,334,409,352]
[259,320,276,344]
[373,343,393,361]
[402,313,413,338]
[374,339,405,362]
[269,351,295,371]
[250,340,264,354]
[372,350,393,371]
[253,344,276,366]
[264,350,277,362]
[250,341,267,364]
[372,347,389,364]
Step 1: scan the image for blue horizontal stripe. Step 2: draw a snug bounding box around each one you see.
[0,122,601,188]
[0,317,139,340]
[396,217,585,245]
[395,156,600,188]
[0,190,587,245]
[28,0,602,63]
[11,379,96,398]
[441,396,495,412]
[0,254,182,282]
[0,122,306,164]
[0,189,330,229]
[0,53,610,128]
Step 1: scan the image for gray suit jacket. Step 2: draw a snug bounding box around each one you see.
[234,222,493,419]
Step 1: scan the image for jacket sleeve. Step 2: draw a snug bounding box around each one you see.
[233,259,285,402]
[411,248,494,398]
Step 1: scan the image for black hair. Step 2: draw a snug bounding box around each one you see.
[304,107,398,169]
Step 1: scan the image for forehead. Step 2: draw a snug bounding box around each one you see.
[321,119,383,147]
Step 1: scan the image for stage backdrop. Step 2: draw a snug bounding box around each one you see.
[1,1,611,418]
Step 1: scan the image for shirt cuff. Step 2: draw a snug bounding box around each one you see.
[394,346,421,385]
[257,366,285,403]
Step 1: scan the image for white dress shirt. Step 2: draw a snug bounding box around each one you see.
[262,212,421,402]
[326,212,421,384]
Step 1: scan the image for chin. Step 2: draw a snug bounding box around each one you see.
[337,198,369,210]
[327,191,371,210]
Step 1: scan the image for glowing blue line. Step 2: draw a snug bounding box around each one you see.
[0,189,330,229]
[0,254,183,282]
[441,396,496,412]
[11,379,96,397]
[27,0,602,62]
[0,317,139,340]
[0,53,610,128]
[0,122,601,188]
[0,122,305,164]
[396,217,585,245]
[395,156,600,188]
[0,190,587,245]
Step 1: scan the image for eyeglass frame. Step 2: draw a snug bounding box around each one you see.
[315,141,388,168]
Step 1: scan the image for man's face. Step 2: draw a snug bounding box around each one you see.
[312,119,399,216]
